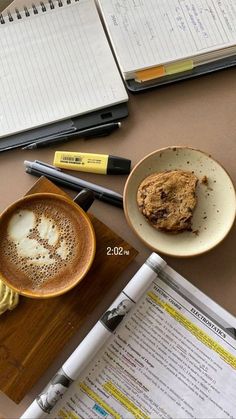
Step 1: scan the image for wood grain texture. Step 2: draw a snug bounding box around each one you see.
[0,177,137,403]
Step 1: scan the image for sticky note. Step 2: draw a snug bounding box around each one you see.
[165,60,194,75]
[135,66,165,82]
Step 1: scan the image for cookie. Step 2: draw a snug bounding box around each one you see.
[137,170,198,233]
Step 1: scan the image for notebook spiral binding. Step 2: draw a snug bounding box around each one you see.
[0,0,79,24]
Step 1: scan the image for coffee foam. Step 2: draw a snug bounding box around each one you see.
[38,215,59,246]
[8,210,36,241]
[56,239,69,260]
[13,237,55,265]
[0,198,90,291]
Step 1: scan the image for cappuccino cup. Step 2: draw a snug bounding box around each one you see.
[0,191,96,298]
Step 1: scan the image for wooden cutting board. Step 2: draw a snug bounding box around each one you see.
[0,177,137,403]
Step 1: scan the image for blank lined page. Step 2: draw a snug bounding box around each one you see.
[0,0,127,138]
[98,0,236,77]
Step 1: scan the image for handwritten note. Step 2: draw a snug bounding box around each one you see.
[98,0,236,77]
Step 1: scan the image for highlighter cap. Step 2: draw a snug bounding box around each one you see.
[107,156,131,175]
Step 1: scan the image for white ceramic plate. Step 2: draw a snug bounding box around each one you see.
[124,147,236,257]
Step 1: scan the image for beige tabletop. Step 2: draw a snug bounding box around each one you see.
[1,1,236,417]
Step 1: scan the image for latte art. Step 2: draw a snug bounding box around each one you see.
[4,203,77,287]
[0,195,95,296]
[8,210,57,266]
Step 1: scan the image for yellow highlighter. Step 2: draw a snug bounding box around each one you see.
[53,151,131,175]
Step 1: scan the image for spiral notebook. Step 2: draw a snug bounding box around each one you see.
[0,0,128,147]
[98,0,236,92]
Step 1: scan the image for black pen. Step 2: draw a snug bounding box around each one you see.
[24,160,123,208]
[22,122,121,150]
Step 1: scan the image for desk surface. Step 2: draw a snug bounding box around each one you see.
[1,1,236,417]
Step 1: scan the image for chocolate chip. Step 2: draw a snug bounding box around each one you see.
[153,209,168,219]
[160,191,167,200]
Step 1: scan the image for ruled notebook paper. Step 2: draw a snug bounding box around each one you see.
[0,0,128,138]
[98,0,236,79]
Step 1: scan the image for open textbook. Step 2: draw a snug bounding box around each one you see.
[22,253,236,418]
[97,0,236,90]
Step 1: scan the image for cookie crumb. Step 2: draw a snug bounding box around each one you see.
[201,175,208,185]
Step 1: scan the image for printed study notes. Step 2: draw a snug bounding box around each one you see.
[98,0,236,90]
[22,253,236,418]
[0,0,128,139]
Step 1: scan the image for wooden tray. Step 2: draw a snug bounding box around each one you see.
[0,177,137,403]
